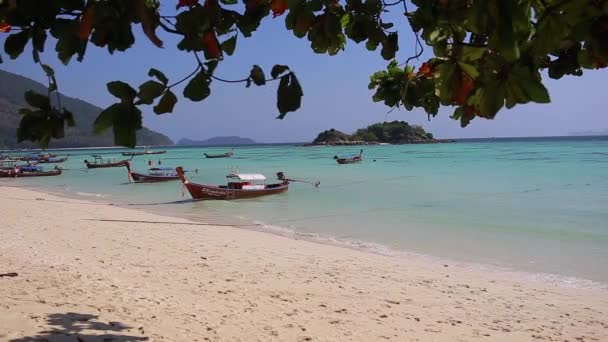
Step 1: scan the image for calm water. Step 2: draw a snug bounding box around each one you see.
[3,137,608,284]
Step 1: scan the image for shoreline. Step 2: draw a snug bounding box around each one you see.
[2,185,608,341]
[13,181,608,291]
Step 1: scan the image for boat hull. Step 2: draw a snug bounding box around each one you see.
[204,152,233,159]
[130,172,180,183]
[122,150,166,156]
[37,157,68,164]
[183,182,289,200]
[14,169,62,177]
[336,157,362,164]
[85,160,130,169]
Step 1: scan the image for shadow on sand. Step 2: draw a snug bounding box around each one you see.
[10,312,148,342]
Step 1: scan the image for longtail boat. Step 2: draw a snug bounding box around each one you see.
[14,164,62,177]
[122,148,167,156]
[18,153,56,161]
[0,160,17,177]
[0,160,61,177]
[334,149,363,164]
[84,155,131,169]
[176,167,289,200]
[203,149,233,159]
[126,161,182,183]
[37,156,68,164]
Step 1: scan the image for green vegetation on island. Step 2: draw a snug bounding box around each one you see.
[311,121,452,145]
[0,70,173,149]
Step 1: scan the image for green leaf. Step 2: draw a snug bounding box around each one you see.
[41,64,55,77]
[457,62,479,79]
[250,65,266,86]
[94,103,121,134]
[460,47,486,61]
[63,109,75,127]
[107,81,137,103]
[32,29,47,53]
[24,91,51,110]
[477,86,505,119]
[277,73,303,119]
[148,68,168,85]
[94,103,142,147]
[520,78,550,103]
[112,104,142,148]
[183,71,211,102]
[153,90,178,114]
[4,30,30,59]
[381,32,398,60]
[221,35,237,56]
[137,80,166,105]
[271,65,290,78]
[48,80,58,92]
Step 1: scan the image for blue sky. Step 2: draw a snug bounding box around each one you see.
[1,6,607,143]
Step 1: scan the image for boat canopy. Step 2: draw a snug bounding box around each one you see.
[227,173,266,181]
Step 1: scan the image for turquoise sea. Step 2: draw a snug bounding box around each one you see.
[3,136,608,285]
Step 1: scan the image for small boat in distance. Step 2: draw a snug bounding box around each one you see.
[18,153,57,161]
[37,156,68,164]
[176,167,289,200]
[122,148,167,156]
[334,149,363,164]
[85,155,131,169]
[203,148,233,159]
[126,161,184,183]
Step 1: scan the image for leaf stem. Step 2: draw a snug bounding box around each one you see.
[167,64,201,88]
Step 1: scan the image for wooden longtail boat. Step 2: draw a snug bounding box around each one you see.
[126,161,181,183]
[37,156,68,164]
[176,167,289,200]
[14,165,62,177]
[334,149,363,164]
[18,153,57,161]
[122,149,167,156]
[203,149,233,159]
[84,155,131,169]
[0,160,17,177]
[0,160,62,177]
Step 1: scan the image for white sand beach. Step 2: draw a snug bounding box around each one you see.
[1,185,607,341]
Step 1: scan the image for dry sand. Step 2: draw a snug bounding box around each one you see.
[1,185,607,341]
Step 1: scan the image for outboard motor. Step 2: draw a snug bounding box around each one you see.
[276,171,286,180]
[333,155,338,160]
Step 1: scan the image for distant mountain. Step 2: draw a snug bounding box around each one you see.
[569,129,608,136]
[177,136,257,146]
[0,69,173,148]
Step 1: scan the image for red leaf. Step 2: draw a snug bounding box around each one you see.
[203,31,221,59]
[177,0,198,8]
[77,7,95,41]
[204,0,218,8]
[270,0,288,17]
[246,0,258,11]
[136,0,163,48]
[418,62,433,78]
[452,73,473,105]
[0,23,11,33]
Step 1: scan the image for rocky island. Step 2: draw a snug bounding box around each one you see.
[308,121,455,146]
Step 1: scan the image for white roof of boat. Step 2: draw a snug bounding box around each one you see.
[227,173,266,181]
